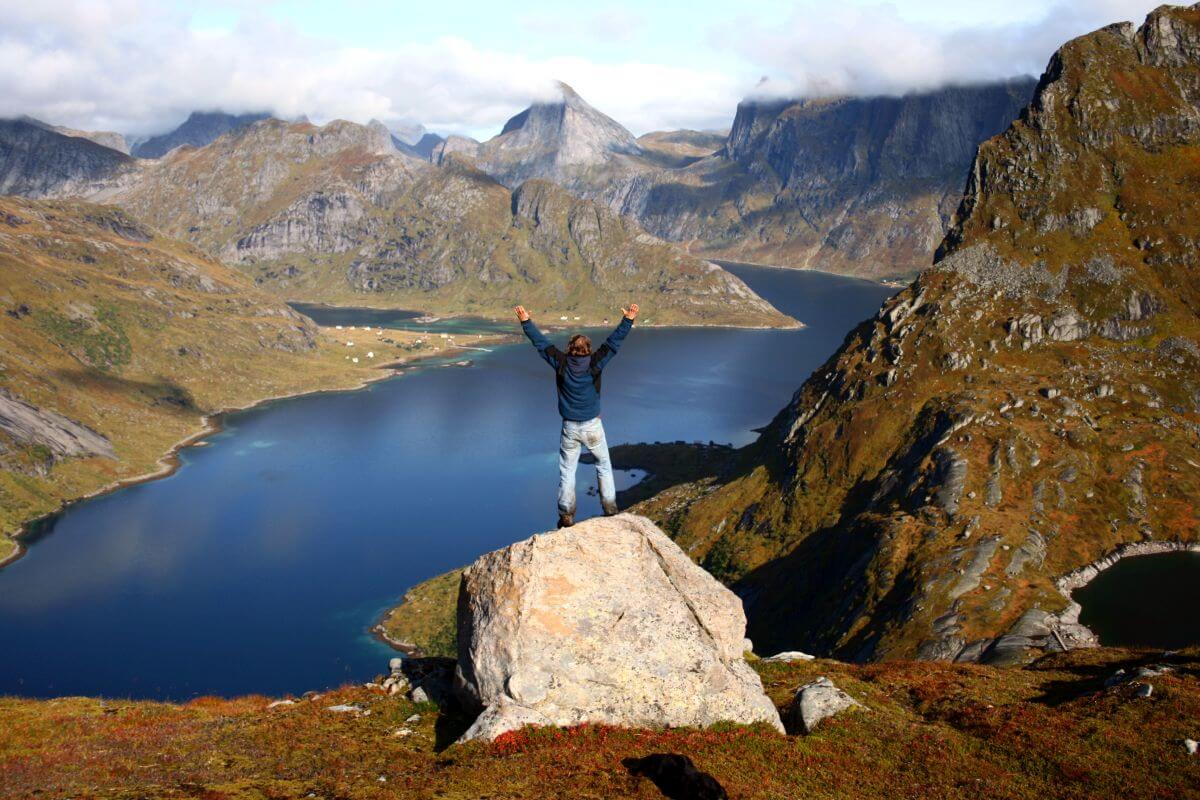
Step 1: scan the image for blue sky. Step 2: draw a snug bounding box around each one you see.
[189,0,1064,67]
[0,0,1166,139]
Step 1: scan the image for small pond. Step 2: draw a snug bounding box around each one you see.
[1073,551,1200,649]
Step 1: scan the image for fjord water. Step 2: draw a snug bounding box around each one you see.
[1073,552,1200,649]
[0,265,894,699]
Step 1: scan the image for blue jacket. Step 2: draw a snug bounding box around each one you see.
[522,317,633,420]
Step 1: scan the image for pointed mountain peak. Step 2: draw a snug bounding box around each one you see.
[554,80,581,101]
[482,82,641,187]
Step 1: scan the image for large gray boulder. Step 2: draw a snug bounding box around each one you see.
[453,514,784,741]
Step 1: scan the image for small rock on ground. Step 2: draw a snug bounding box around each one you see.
[790,677,865,734]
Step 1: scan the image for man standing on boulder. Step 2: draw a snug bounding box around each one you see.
[515,303,637,528]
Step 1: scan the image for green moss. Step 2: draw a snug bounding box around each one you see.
[34,304,131,370]
[377,569,463,658]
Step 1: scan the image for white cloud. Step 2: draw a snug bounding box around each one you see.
[0,0,734,138]
[0,0,1173,141]
[730,0,1165,100]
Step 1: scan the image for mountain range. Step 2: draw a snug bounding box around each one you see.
[130,111,272,159]
[441,78,1036,280]
[5,4,1197,668]
[0,116,793,327]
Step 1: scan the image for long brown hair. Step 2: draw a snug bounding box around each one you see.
[567,334,592,356]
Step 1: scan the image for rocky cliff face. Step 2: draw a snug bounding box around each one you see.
[131,111,271,159]
[634,4,1200,663]
[0,119,134,197]
[613,80,1036,279]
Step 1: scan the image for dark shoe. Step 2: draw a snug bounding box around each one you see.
[557,512,574,528]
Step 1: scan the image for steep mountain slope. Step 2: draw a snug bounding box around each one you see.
[90,118,792,327]
[0,197,381,560]
[455,82,644,189]
[0,119,133,197]
[635,5,1200,662]
[131,111,272,159]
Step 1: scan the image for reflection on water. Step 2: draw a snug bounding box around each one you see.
[0,266,896,699]
[1074,551,1200,649]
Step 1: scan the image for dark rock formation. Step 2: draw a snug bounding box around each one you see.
[0,119,132,197]
[131,111,271,159]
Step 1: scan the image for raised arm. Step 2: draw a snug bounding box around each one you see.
[515,305,562,369]
[593,303,637,369]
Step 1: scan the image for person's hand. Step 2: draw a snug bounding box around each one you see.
[515,305,530,322]
[622,303,639,321]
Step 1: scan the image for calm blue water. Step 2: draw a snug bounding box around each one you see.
[0,265,894,699]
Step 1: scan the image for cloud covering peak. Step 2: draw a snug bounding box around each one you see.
[0,0,1168,139]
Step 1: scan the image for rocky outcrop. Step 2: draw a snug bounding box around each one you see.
[453,514,784,742]
[131,111,271,159]
[629,4,1200,664]
[788,677,865,734]
[0,391,116,462]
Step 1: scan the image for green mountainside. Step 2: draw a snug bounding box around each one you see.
[0,197,384,558]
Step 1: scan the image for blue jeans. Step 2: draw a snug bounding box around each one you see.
[558,417,617,516]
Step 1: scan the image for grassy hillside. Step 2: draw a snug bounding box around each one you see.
[1,647,1195,798]
[0,197,427,558]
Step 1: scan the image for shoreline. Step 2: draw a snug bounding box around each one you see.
[370,622,424,658]
[0,342,487,573]
[710,257,915,289]
[288,298,804,331]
